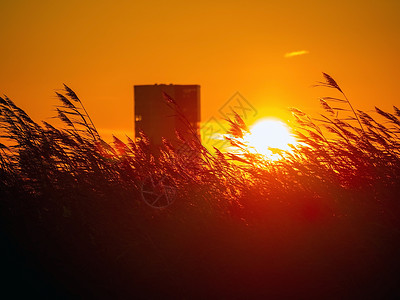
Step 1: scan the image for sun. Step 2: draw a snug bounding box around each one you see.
[244,118,296,159]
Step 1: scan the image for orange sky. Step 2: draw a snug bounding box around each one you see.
[1,0,400,142]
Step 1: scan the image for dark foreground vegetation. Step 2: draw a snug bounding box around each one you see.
[1,74,400,298]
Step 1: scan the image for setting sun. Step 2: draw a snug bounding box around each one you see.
[244,118,296,158]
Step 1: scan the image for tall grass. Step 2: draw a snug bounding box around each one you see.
[1,74,400,298]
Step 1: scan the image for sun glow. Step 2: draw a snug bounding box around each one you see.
[244,118,296,159]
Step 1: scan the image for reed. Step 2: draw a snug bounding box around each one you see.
[1,74,400,298]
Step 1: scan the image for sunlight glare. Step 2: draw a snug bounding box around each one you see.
[244,118,296,159]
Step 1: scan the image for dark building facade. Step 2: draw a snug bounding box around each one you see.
[134,84,200,150]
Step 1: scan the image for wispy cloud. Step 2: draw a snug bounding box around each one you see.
[284,50,309,58]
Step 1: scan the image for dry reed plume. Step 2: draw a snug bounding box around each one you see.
[1,74,400,298]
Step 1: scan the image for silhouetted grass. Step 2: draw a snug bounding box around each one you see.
[1,74,400,298]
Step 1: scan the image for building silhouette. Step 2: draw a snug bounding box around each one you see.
[134,84,200,151]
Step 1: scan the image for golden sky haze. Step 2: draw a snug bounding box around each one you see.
[1,0,400,141]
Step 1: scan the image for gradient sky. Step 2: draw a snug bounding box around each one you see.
[1,0,400,141]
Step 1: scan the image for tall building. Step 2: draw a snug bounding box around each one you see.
[134,84,200,151]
